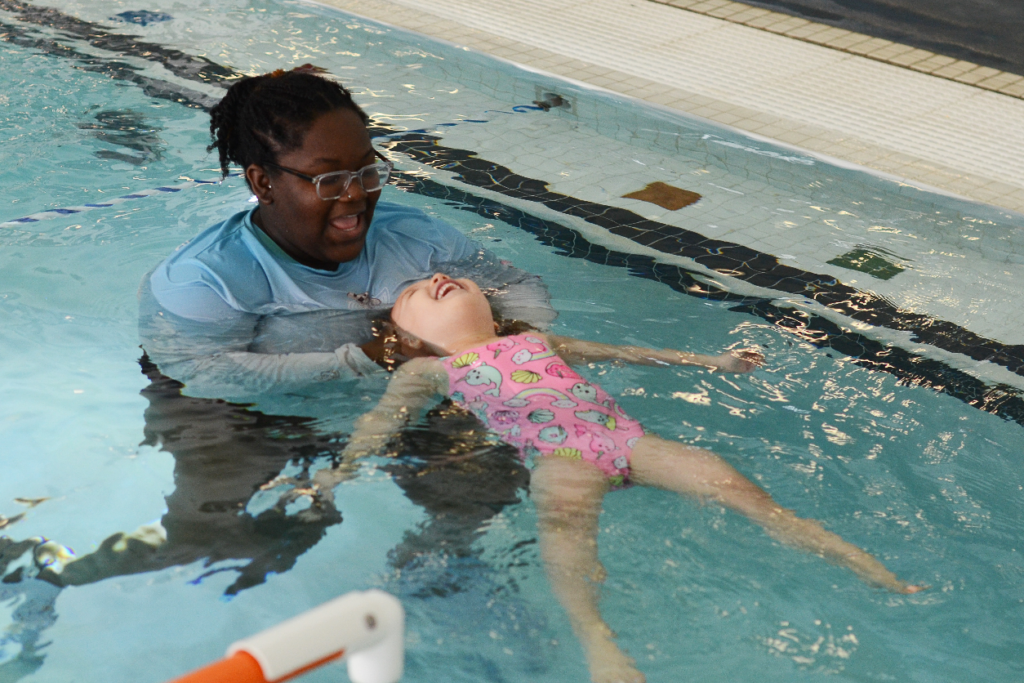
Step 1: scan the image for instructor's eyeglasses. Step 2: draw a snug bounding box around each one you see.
[264,150,393,200]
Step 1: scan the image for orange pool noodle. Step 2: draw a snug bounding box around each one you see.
[164,589,403,683]
[169,651,266,683]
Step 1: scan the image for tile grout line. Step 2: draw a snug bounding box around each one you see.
[648,0,1024,100]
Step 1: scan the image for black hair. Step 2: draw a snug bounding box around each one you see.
[207,66,369,182]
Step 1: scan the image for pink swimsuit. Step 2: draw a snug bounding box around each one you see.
[441,334,645,487]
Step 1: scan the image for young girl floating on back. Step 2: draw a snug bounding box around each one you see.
[310,272,922,683]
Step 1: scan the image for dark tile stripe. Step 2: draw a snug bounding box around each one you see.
[377,130,1024,380]
[0,18,219,110]
[389,168,1024,428]
[0,0,242,87]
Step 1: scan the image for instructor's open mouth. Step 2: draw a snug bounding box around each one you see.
[330,213,363,234]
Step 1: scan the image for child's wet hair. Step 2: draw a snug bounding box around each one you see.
[369,306,536,372]
[369,313,403,373]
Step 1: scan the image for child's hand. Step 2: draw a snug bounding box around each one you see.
[267,464,358,522]
[266,478,332,521]
[713,349,764,373]
[270,429,394,521]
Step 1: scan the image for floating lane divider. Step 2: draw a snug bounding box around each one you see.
[169,589,404,683]
[0,173,243,228]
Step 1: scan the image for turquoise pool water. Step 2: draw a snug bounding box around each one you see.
[1,0,1023,681]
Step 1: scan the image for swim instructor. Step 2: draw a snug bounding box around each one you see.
[142,65,550,393]
[0,65,541,619]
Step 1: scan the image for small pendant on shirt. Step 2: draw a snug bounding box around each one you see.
[348,291,381,308]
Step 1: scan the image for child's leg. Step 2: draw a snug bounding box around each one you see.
[630,435,922,593]
[531,456,645,683]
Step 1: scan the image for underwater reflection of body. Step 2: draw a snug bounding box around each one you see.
[0,357,530,679]
[53,358,344,594]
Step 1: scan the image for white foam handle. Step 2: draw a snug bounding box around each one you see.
[227,589,404,683]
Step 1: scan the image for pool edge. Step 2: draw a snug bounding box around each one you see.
[310,0,1024,216]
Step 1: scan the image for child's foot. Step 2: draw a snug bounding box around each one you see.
[583,631,645,683]
[898,582,928,594]
[841,551,928,594]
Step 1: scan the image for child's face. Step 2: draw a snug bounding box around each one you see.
[392,273,496,351]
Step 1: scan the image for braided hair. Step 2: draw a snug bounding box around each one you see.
[207,65,369,184]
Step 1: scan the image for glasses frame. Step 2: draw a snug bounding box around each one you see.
[263,150,394,200]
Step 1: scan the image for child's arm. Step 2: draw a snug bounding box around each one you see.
[278,357,446,517]
[343,356,447,459]
[545,334,763,373]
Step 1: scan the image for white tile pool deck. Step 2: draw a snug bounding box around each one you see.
[318,0,1024,215]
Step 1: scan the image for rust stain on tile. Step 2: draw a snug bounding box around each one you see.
[623,181,702,210]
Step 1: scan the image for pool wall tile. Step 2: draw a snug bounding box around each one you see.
[314,0,1024,214]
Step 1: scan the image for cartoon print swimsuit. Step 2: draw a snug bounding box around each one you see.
[441,334,645,488]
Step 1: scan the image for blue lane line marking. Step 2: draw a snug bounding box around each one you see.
[0,173,244,228]
[2,104,546,228]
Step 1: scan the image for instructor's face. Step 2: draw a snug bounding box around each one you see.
[248,108,379,270]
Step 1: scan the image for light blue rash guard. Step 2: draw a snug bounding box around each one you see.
[150,201,476,322]
[141,201,554,399]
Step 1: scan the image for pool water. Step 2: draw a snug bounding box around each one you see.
[1,0,1023,681]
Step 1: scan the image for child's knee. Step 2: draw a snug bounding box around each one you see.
[532,457,607,511]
